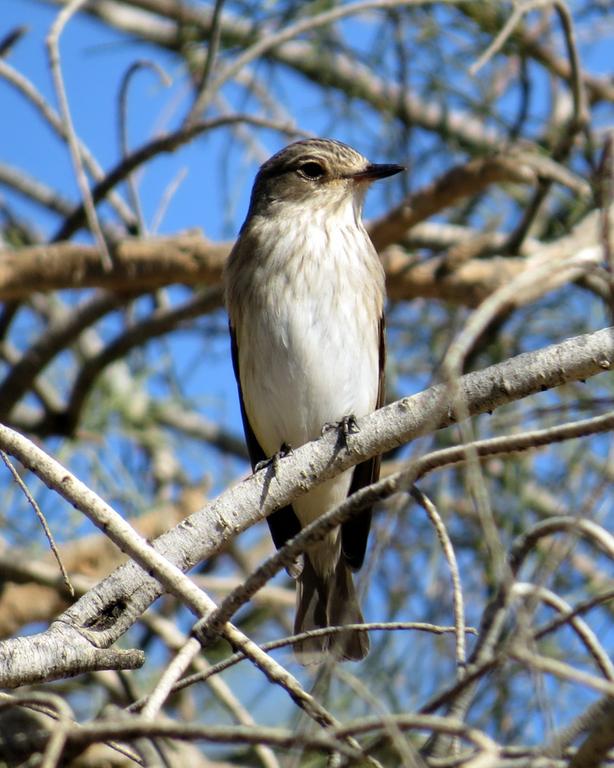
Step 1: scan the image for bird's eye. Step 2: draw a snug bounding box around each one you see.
[298,161,325,180]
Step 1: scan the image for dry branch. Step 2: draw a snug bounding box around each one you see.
[0,234,228,299]
[0,491,203,638]
[0,204,608,311]
[76,0,503,151]
[0,326,611,688]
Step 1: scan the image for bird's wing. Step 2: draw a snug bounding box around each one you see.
[229,324,302,551]
[341,315,385,571]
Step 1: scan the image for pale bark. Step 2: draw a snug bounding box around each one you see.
[0,326,611,687]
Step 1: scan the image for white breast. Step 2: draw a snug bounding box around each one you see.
[236,201,384,459]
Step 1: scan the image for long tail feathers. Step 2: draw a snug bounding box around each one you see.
[293,556,369,663]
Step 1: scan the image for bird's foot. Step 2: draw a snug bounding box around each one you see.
[321,415,359,452]
[255,442,293,474]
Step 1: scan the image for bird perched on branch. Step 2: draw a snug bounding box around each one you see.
[225,138,403,661]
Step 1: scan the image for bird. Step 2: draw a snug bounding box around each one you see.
[224,138,403,662]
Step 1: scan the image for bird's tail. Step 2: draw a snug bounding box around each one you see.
[294,554,369,663]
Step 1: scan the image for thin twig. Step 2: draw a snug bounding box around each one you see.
[150,166,188,234]
[62,719,359,758]
[52,114,303,241]
[0,162,73,216]
[411,487,467,677]
[534,588,614,640]
[131,623,474,709]
[78,0,503,150]
[330,712,499,756]
[208,0,452,101]
[332,664,422,767]
[0,59,135,230]
[118,59,172,235]
[141,636,201,720]
[504,0,589,252]
[193,411,614,649]
[0,450,73,597]
[142,612,281,768]
[425,512,614,754]
[0,693,144,766]
[52,287,221,436]
[39,695,72,768]
[0,291,129,419]
[513,582,614,680]
[184,0,226,125]
[470,0,553,76]
[510,645,614,698]
[508,517,614,571]
[46,0,113,268]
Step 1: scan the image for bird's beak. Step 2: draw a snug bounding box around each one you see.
[351,163,405,182]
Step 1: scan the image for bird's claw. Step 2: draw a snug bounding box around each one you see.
[255,442,293,474]
[340,414,360,436]
[321,415,359,451]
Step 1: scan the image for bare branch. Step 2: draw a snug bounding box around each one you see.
[46,0,113,268]
[0,162,73,216]
[0,435,374,762]
[0,59,136,230]
[118,59,172,235]
[78,0,503,151]
[568,698,614,768]
[0,451,73,597]
[513,582,614,680]
[52,115,303,242]
[0,202,608,313]
[411,488,467,677]
[0,292,129,420]
[0,327,608,689]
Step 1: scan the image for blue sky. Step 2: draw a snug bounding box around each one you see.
[1,0,612,739]
[1,0,416,245]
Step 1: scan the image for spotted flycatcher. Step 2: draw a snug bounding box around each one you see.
[225,138,403,661]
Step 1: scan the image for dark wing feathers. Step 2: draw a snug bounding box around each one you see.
[229,325,301,550]
[229,325,265,470]
[341,315,385,571]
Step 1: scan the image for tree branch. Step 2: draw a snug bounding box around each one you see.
[0,326,611,687]
[0,202,608,310]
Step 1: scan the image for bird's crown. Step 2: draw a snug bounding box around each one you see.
[257,139,368,183]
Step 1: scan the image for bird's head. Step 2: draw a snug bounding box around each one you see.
[246,138,404,218]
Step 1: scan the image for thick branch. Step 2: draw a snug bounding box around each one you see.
[368,151,590,251]
[0,326,611,686]
[0,205,608,307]
[0,494,199,638]
[0,233,229,299]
